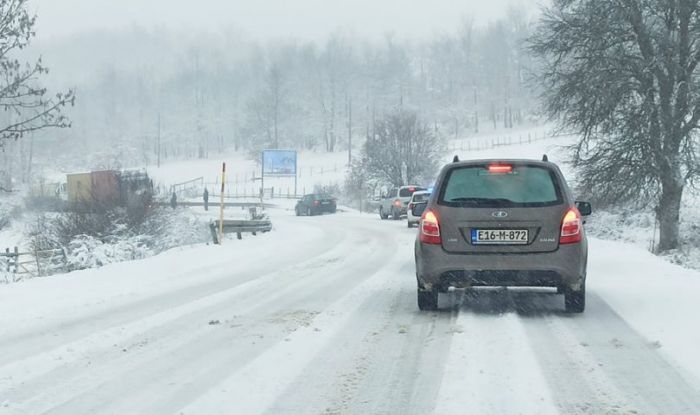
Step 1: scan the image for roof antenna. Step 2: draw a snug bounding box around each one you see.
[453,155,460,163]
[542,154,549,162]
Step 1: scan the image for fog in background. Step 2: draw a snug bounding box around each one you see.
[12,0,543,175]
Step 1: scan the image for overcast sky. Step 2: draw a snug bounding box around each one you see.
[30,0,541,42]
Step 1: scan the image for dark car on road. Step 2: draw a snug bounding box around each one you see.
[295,194,337,216]
[414,157,592,313]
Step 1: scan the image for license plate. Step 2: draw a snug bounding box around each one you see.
[321,201,330,205]
[471,229,529,245]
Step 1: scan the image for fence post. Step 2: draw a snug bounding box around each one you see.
[34,245,41,277]
[13,247,19,279]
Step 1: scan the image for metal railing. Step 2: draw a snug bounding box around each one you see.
[1,247,67,282]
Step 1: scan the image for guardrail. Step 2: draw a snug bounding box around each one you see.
[209,219,273,243]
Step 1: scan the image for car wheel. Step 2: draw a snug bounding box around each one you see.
[307,207,312,216]
[379,207,388,220]
[564,283,585,313]
[407,221,414,228]
[295,208,300,216]
[417,288,438,311]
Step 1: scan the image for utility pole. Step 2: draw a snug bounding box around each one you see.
[473,85,479,134]
[157,113,161,168]
[347,95,352,165]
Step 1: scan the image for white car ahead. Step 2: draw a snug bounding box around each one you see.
[407,190,431,228]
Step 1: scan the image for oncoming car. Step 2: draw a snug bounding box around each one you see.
[414,157,592,313]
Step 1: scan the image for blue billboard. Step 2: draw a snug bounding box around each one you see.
[262,150,297,176]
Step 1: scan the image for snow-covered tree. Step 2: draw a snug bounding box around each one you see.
[530,0,700,251]
[363,110,445,187]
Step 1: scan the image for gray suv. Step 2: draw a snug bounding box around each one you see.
[379,186,427,220]
[414,157,592,313]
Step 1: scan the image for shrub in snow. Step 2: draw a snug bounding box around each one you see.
[35,207,209,273]
[585,198,700,271]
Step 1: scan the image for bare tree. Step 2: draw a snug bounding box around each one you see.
[0,0,74,147]
[530,0,700,251]
[363,110,445,186]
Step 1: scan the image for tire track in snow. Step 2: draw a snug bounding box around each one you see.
[0,220,348,402]
[262,261,458,415]
[175,225,406,415]
[1,215,398,415]
[433,289,559,415]
[0,218,340,367]
[521,290,700,414]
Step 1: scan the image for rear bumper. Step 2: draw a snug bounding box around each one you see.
[415,240,587,291]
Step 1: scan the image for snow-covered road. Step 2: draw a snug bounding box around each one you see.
[1,209,700,414]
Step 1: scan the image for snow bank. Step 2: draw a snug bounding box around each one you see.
[591,237,700,383]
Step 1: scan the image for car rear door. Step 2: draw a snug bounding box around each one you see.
[435,163,568,254]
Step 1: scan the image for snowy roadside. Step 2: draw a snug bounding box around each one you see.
[590,237,700,385]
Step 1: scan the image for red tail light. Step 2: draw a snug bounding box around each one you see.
[560,208,583,244]
[313,200,320,206]
[420,210,441,245]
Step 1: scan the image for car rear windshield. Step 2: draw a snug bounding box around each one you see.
[412,193,430,203]
[400,187,426,197]
[438,165,563,207]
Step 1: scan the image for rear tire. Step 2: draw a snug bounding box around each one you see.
[417,288,438,311]
[295,208,301,216]
[564,284,585,313]
[379,207,388,220]
[306,207,312,216]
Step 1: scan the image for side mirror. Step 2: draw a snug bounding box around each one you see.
[576,201,592,216]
